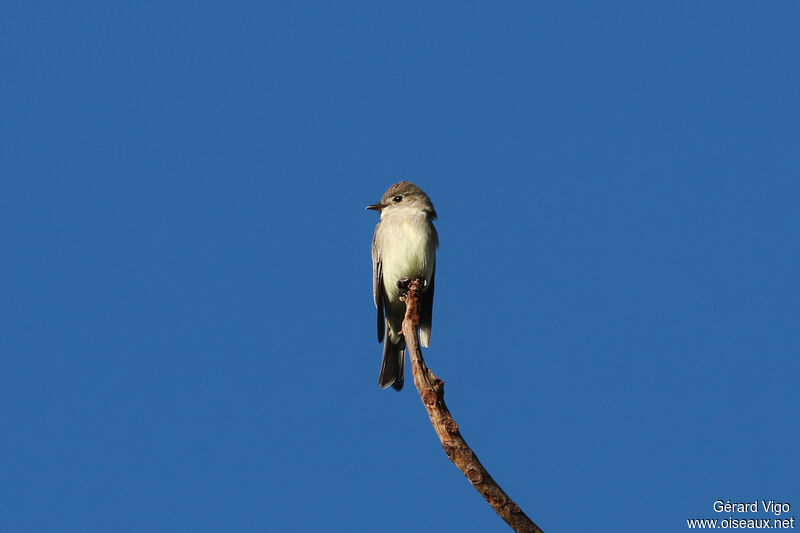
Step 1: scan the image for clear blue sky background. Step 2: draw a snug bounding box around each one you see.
[2,2,798,532]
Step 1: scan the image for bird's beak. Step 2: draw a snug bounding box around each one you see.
[366,202,385,212]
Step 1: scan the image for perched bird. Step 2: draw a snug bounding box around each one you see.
[367,181,438,391]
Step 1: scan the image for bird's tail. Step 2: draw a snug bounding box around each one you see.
[378,334,405,391]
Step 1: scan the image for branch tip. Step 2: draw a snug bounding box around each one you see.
[401,278,544,533]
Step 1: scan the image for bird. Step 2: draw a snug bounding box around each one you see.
[367,181,438,391]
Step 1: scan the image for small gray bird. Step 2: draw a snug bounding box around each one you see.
[367,181,438,391]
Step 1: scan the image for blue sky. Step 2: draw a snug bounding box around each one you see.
[2,2,798,532]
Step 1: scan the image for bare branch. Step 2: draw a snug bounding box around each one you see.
[401,278,544,533]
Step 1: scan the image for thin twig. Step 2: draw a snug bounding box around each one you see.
[401,278,544,533]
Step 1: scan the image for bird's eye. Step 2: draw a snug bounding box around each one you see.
[393,195,403,203]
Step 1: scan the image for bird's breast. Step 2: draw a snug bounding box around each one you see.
[377,214,435,302]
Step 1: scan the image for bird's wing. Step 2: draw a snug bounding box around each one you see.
[372,231,385,343]
[419,262,434,347]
